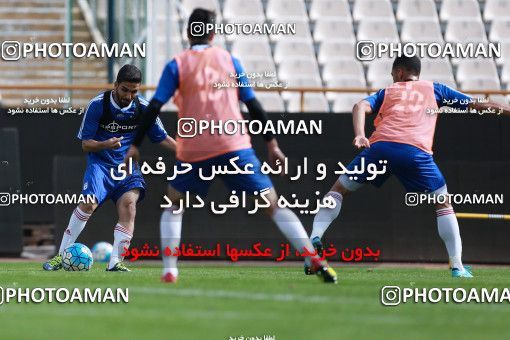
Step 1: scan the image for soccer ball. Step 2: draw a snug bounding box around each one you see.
[91,242,113,263]
[62,243,93,271]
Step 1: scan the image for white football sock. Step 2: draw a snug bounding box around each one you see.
[272,207,315,256]
[160,207,183,276]
[436,207,463,269]
[108,223,133,269]
[311,191,343,240]
[58,207,91,255]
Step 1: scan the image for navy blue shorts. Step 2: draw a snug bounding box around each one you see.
[340,141,446,193]
[82,162,145,205]
[170,148,273,197]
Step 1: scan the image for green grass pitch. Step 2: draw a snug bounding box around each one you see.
[1,262,510,339]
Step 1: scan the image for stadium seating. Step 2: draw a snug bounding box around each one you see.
[440,0,481,20]
[400,18,443,43]
[313,18,356,42]
[317,41,356,64]
[445,18,487,43]
[456,59,499,85]
[489,18,510,42]
[286,92,330,112]
[223,0,265,21]
[231,36,272,59]
[309,0,351,21]
[484,0,510,21]
[322,60,365,83]
[273,40,316,64]
[357,18,400,43]
[352,0,394,20]
[396,0,438,21]
[266,0,308,20]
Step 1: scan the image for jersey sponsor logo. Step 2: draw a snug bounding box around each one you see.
[83,182,88,191]
[100,120,138,133]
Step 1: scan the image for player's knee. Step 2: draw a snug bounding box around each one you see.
[436,202,452,210]
[78,202,97,214]
[331,180,351,198]
[166,187,185,206]
[264,203,277,217]
[120,199,137,219]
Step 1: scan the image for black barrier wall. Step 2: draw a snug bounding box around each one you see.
[0,128,24,256]
[1,108,510,262]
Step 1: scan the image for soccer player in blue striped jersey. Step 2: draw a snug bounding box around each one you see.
[43,65,176,272]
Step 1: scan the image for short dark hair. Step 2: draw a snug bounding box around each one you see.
[187,8,216,41]
[392,56,421,75]
[116,64,142,84]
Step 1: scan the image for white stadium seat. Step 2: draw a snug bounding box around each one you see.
[282,76,323,89]
[420,59,455,82]
[286,93,330,113]
[223,17,269,41]
[269,19,312,41]
[484,0,510,21]
[266,0,308,20]
[273,40,316,64]
[211,35,226,48]
[460,79,505,104]
[440,0,481,20]
[326,77,367,89]
[400,18,443,43]
[318,41,356,64]
[456,59,499,84]
[321,59,365,82]
[366,59,394,86]
[256,92,286,112]
[445,19,487,43]
[332,94,368,113]
[241,58,278,83]
[496,42,510,66]
[357,18,399,43]
[231,37,272,62]
[160,17,181,40]
[370,78,395,89]
[309,0,352,21]
[461,78,501,91]
[396,0,438,21]
[353,0,394,21]
[489,19,510,42]
[181,0,221,18]
[499,62,510,84]
[278,58,321,81]
[223,0,265,21]
[325,78,367,100]
[313,18,356,42]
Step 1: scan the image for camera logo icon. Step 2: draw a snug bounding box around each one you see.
[190,22,205,37]
[405,193,419,207]
[1,41,21,61]
[178,118,197,138]
[381,286,401,306]
[356,40,376,61]
[0,193,11,206]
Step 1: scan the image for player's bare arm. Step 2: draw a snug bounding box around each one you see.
[351,99,372,149]
[82,137,123,152]
[245,97,286,168]
[266,138,286,169]
[126,99,165,163]
[159,135,177,153]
